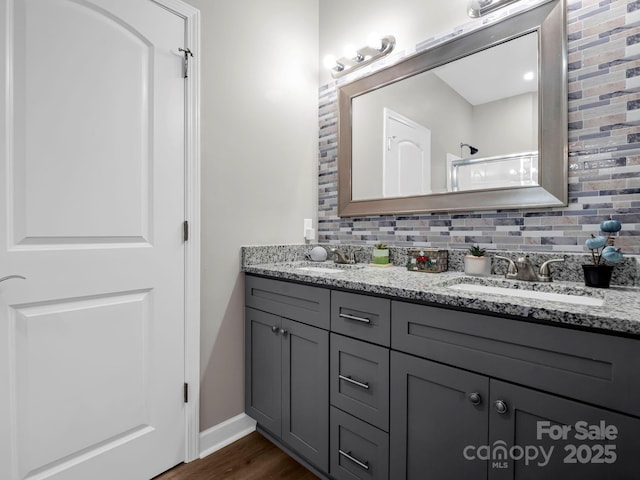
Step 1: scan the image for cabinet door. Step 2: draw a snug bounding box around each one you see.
[282,318,329,471]
[489,380,640,480]
[390,351,489,480]
[245,308,282,436]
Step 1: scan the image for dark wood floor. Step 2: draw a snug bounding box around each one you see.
[154,432,319,480]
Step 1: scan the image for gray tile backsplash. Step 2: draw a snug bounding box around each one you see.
[317,0,640,256]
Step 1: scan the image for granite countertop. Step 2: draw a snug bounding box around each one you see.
[243,260,640,337]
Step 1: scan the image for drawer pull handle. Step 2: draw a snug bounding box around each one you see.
[339,313,371,324]
[339,374,370,390]
[339,450,370,471]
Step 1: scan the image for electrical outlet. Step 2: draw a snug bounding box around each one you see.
[303,219,315,240]
[303,219,313,237]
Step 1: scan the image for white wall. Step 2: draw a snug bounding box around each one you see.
[183,0,319,431]
[472,92,538,157]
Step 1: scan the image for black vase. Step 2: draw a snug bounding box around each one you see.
[582,264,613,288]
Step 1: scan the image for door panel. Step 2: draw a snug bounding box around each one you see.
[245,308,282,436]
[1,1,187,479]
[390,351,489,480]
[282,318,329,471]
[12,292,151,475]
[489,380,640,480]
[383,108,432,197]
[12,0,152,244]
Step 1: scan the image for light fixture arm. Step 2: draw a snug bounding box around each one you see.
[329,35,396,79]
[467,0,520,18]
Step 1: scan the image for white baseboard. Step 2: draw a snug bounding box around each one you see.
[199,413,256,459]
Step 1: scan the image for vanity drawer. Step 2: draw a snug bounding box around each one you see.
[330,406,389,480]
[330,334,389,431]
[245,275,330,329]
[331,291,390,346]
[391,300,640,417]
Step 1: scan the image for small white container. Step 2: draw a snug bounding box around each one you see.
[464,255,491,276]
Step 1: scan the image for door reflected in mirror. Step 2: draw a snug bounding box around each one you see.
[352,32,539,201]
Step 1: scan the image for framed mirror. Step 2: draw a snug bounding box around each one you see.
[337,0,567,217]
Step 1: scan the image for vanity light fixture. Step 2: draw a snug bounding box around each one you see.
[523,71,535,81]
[324,34,396,79]
[467,0,520,18]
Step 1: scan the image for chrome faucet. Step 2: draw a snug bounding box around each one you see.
[330,248,355,264]
[494,255,564,282]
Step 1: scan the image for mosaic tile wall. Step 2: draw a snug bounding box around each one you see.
[318,0,640,255]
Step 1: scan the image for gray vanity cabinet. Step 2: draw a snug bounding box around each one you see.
[488,380,640,480]
[390,301,640,480]
[391,351,640,479]
[245,274,640,480]
[245,276,330,472]
[390,351,490,480]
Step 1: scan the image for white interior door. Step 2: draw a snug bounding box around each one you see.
[383,108,432,198]
[1,1,188,479]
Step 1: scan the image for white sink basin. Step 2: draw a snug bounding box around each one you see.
[447,283,604,306]
[294,262,364,274]
[296,266,348,274]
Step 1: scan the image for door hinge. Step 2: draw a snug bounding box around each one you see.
[178,47,194,78]
[183,220,189,242]
[184,383,189,403]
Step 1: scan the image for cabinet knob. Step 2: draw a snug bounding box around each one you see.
[468,392,482,406]
[271,325,279,333]
[494,400,508,414]
[279,328,288,337]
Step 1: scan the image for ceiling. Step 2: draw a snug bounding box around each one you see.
[432,31,539,105]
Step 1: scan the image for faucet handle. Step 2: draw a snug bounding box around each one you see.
[330,247,355,264]
[494,255,517,278]
[538,258,565,281]
[517,255,532,264]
